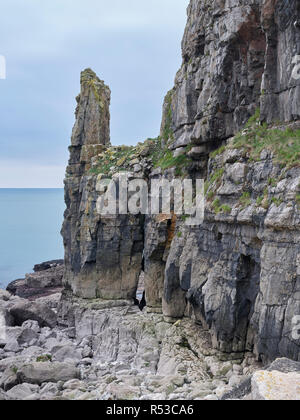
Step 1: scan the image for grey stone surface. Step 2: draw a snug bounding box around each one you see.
[6,383,40,400]
[0,367,19,391]
[16,362,79,385]
[251,370,300,400]
[3,0,300,401]
[62,69,144,300]
[267,357,300,373]
[6,261,63,299]
[9,301,57,328]
[165,0,300,157]
[60,1,300,365]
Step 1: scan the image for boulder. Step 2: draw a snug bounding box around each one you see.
[9,301,57,328]
[251,370,300,400]
[35,293,61,310]
[40,382,60,398]
[6,279,25,296]
[0,367,19,391]
[0,355,33,373]
[267,358,300,374]
[25,265,63,289]
[33,260,63,272]
[22,320,40,334]
[6,383,40,400]
[0,290,11,301]
[17,328,38,346]
[105,383,141,400]
[3,338,20,353]
[20,346,45,359]
[52,345,82,363]
[16,362,79,385]
[0,389,10,400]
[6,261,63,299]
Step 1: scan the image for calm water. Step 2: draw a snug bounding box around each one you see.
[0,189,65,288]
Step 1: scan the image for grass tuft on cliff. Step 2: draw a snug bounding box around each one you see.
[230,109,300,168]
[89,145,136,174]
[153,144,192,176]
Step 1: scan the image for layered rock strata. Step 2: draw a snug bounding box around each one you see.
[61,0,300,366]
[62,69,144,300]
[6,260,63,300]
[0,286,299,400]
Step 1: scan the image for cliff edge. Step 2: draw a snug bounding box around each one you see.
[61,0,300,366]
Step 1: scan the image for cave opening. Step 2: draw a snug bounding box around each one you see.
[134,267,146,311]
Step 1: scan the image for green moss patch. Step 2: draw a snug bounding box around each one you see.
[153,147,192,176]
[36,354,52,363]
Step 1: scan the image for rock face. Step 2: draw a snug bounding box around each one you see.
[6,260,63,299]
[33,260,63,272]
[0,290,264,400]
[1,1,299,401]
[62,69,144,299]
[61,0,300,367]
[168,0,300,161]
[176,152,300,363]
[9,301,57,329]
[16,362,79,385]
[153,0,300,363]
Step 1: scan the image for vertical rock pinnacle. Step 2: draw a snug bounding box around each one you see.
[68,68,111,175]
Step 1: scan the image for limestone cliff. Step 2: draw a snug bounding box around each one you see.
[62,69,144,300]
[62,0,300,365]
[169,0,300,159]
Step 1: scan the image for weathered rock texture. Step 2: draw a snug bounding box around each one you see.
[62,0,300,366]
[168,0,300,161]
[251,370,300,400]
[62,70,144,300]
[6,260,63,299]
[167,154,300,364]
[0,290,264,400]
[155,0,300,364]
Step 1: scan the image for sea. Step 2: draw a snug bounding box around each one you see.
[0,189,65,289]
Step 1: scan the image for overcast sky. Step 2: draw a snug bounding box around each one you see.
[0,0,189,188]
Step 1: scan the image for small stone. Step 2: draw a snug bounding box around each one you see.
[22,320,40,334]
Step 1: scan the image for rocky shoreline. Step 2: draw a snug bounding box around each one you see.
[6,260,64,300]
[1,0,300,401]
[61,0,300,368]
[0,262,299,400]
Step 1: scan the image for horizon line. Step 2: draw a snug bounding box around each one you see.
[0,187,64,189]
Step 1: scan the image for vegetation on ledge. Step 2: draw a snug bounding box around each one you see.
[210,109,300,169]
[205,110,300,214]
[90,135,193,177]
[90,145,136,175]
[152,141,192,176]
[231,109,300,169]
